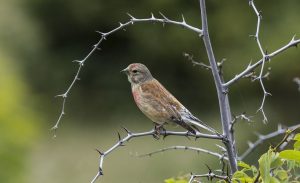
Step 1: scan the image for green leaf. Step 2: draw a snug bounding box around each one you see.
[275,170,288,181]
[270,153,283,169]
[164,178,175,183]
[174,180,187,183]
[232,171,253,183]
[270,177,281,183]
[258,150,273,183]
[238,161,251,169]
[294,133,300,141]
[279,150,300,162]
[164,178,188,183]
[251,165,258,177]
[294,141,300,150]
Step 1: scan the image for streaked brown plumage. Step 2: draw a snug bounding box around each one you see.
[122,63,217,135]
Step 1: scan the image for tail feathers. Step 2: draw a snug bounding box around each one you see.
[183,116,219,135]
[173,118,197,134]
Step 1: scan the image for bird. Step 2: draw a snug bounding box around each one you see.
[121,63,218,136]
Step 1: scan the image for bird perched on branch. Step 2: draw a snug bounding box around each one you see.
[121,63,218,136]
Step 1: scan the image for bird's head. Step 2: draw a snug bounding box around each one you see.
[121,63,153,85]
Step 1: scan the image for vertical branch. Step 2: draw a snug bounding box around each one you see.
[198,0,237,173]
[249,0,271,123]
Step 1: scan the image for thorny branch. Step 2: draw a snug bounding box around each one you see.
[199,0,238,173]
[239,123,300,160]
[223,1,300,124]
[224,37,300,87]
[90,128,223,183]
[183,52,211,70]
[137,145,228,161]
[188,172,229,183]
[51,13,203,135]
[249,0,271,123]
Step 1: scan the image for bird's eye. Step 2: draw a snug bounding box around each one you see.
[132,70,138,73]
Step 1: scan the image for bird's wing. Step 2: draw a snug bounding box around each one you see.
[139,79,182,120]
[142,79,218,135]
[140,79,196,134]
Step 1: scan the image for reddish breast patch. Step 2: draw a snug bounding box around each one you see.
[132,89,140,103]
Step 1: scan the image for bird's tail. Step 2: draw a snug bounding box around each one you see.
[183,115,220,135]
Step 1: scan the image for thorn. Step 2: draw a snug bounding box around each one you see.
[95,31,106,36]
[55,93,67,98]
[119,22,123,26]
[181,14,186,23]
[291,35,296,42]
[99,167,104,175]
[277,123,282,131]
[72,59,81,63]
[51,125,58,131]
[205,164,212,174]
[159,12,168,20]
[216,144,226,152]
[249,34,255,38]
[247,60,252,68]
[121,126,132,134]
[150,12,155,20]
[247,141,254,148]
[95,148,104,155]
[258,10,263,19]
[126,13,135,20]
[117,131,121,141]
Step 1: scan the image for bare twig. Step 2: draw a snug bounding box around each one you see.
[90,128,223,183]
[230,112,253,135]
[183,52,211,70]
[294,77,300,91]
[52,13,203,135]
[223,1,300,123]
[199,0,238,173]
[189,172,229,183]
[224,37,300,87]
[137,145,228,161]
[238,123,300,160]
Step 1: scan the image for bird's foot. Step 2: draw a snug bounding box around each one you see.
[153,124,166,140]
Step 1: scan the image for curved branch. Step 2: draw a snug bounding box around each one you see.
[51,13,203,134]
[90,128,223,183]
[137,145,228,161]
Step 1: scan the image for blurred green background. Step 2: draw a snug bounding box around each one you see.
[0,0,300,182]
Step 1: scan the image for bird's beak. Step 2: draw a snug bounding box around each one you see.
[121,67,129,74]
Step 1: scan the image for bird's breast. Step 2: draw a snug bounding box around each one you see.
[132,85,142,104]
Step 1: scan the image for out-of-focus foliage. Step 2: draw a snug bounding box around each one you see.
[0,53,40,182]
[0,0,42,182]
